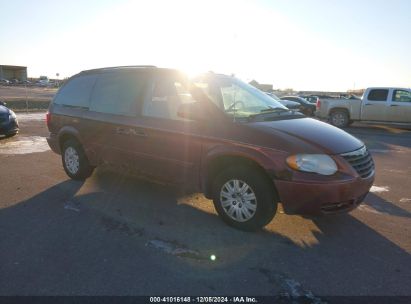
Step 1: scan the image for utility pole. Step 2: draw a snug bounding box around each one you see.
[25,82,29,114]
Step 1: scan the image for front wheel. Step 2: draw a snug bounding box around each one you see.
[212,166,278,231]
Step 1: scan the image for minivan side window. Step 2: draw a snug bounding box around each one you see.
[143,78,196,121]
[54,75,97,107]
[368,89,389,101]
[89,72,146,116]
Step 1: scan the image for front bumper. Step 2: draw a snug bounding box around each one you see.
[0,119,19,136]
[314,110,327,119]
[274,174,374,215]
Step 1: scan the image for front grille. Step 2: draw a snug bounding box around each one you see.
[341,146,374,178]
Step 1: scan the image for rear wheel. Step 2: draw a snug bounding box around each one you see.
[62,139,94,180]
[212,165,278,231]
[330,110,349,128]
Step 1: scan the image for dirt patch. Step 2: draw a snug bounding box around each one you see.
[100,216,145,237]
[0,86,57,111]
[0,136,50,154]
[256,267,325,303]
[6,100,51,111]
[147,239,208,260]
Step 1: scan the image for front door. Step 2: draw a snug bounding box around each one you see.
[134,73,203,187]
[361,88,389,121]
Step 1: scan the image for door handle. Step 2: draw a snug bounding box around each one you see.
[364,103,372,106]
[116,127,147,137]
[130,128,147,137]
[116,127,128,135]
[390,105,398,107]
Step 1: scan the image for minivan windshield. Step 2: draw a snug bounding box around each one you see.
[193,75,289,119]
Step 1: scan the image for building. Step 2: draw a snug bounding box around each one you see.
[0,65,27,81]
[249,80,273,92]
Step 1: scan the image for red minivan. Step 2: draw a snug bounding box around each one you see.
[47,66,374,231]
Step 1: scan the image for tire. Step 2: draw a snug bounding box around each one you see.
[62,139,94,180]
[212,165,278,231]
[330,110,349,128]
[309,108,315,117]
[5,132,17,138]
[305,108,314,117]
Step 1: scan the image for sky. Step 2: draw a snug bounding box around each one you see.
[0,0,410,91]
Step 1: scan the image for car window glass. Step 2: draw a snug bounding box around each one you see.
[142,78,196,120]
[193,81,224,109]
[89,72,146,116]
[392,90,411,103]
[221,83,262,110]
[368,89,388,101]
[54,75,96,107]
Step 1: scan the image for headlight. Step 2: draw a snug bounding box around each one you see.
[286,154,337,175]
[9,110,17,120]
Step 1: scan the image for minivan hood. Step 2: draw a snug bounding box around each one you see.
[249,117,363,154]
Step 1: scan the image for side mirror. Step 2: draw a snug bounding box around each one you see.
[177,102,206,121]
[0,101,6,106]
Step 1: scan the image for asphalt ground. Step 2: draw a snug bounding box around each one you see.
[0,113,410,299]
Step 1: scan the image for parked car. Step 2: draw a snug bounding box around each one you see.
[340,94,361,100]
[280,96,316,116]
[47,67,375,231]
[266,92,301,111]
[0,79,10,85]
[316,87,411,127]
[19,80,32,85]
[301,95,319,104]
[0,101,19,137]
[278,99,301,110]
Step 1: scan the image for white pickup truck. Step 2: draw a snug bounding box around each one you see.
[315,87,411,127]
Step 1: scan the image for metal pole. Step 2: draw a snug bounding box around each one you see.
[25,83,29,114]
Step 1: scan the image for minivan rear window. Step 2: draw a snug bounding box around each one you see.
[89,72,146,116]
[54,75,97,108]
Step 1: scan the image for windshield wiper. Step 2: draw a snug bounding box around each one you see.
[247,107,292,121]
[260,107,290,113]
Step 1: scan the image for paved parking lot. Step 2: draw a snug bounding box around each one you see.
[0,112,410,298]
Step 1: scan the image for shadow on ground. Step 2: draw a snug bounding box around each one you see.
[343,123,411,151]
[1,168,410,296]
[362,192,411,218]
